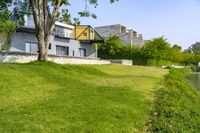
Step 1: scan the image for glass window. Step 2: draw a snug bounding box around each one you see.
[55,26,65,37]
[56,45,69,56]
[79,48,86,57]
[25,42,38,53]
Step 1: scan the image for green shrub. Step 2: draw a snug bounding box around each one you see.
[190,64,197,72]
[147,59,173,67]
[148,68,200,132]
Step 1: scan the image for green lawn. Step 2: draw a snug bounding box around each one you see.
[0,62,168,133]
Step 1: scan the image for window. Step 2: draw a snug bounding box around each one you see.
[73,50,75,56]
[55,26,73,38]
[56,45,69,56]
[55,26,65,37]
[49,43,51,50]
[79,48,86,57]
[25,42,38,53]
[83,32,87,36]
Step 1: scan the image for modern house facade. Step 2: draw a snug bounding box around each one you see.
[10,16,103,58]
[95,24,146,47]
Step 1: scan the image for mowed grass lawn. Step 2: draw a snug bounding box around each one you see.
[0,62,168,132]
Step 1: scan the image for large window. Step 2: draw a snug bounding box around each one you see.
[56,45,69,56]
[79,48,86,57]
[55,26,73,38]
[55,26,65,37]
[25,42,38,54]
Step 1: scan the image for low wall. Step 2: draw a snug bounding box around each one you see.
[106,59,133,66]
[0,52,111,65]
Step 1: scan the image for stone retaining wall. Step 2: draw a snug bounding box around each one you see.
[106,59,133,66]
[0,52,111,65]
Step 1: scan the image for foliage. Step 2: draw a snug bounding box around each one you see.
[0,0,12,21]
[140,36,171,60]
[0,62,167,132]
[148,68,200,132]
[172,44,182,51]
[98,36,200,67]
[0,20,16,51]
[98,36,125,59]
[187,42,200,55]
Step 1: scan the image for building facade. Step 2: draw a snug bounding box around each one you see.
[95,24,146,47]
[10,16,103,58]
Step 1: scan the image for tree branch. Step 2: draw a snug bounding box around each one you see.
[29,0,38,34]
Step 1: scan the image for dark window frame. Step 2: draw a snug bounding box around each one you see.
[56,45,69,56]
[79,48,86,57]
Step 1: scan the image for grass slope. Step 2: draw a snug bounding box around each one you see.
[0,62,167,133]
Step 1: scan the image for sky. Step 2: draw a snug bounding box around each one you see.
[68,0,200,49]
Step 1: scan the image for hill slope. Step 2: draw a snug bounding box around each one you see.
[0,62,167,132]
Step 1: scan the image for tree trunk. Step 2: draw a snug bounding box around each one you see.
[29,0,61,61]
[38,41,48,61]
[37,33,48,61]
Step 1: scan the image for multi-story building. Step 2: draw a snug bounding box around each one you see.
[10,16,103,58]
[95,24,146,47]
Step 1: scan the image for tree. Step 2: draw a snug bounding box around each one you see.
[187,42,200,55]
[0,21,16,51]
[13,0,117,61]
[0,0,12,21]
[140,36,171,60]
[172,44,182,51]
[98,36,124,59]
[0,0,16,51]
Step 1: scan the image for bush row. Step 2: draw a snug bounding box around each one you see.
[98,36,200,66]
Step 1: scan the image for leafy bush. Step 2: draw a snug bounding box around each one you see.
[147,59,172,67]
[98,36,200,66]
[148,68,200,132]
[190,64,197,72]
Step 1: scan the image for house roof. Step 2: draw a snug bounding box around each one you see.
[16,24,104,43]
[16,27,35,33]
[55,21,74,29]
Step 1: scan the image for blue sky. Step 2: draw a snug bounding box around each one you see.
[68,0,200,49]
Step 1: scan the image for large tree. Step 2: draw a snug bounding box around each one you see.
[0,20,16,51]
[23,0,118,61]
[140,36,171,60]
[0,0,12,21]
[187,42,200,55]
[0,0,16,51]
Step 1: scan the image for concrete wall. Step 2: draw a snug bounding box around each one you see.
[95,24,144,47]
[10,32,38,52]
[132,36,144,47]
[95,25,122,38]
[106,59,133,66]
[0,52,110,65]
[119,32,132,46]
[10,32,96,58]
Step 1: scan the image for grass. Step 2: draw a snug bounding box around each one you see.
[0,62,168,132]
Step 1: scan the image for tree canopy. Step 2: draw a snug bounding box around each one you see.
[187,42,200,55]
